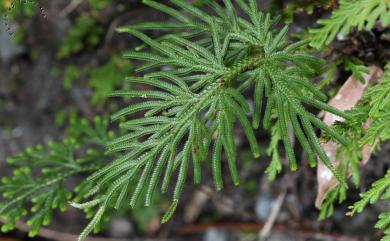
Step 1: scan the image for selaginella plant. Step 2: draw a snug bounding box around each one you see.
[2,0,389,240]
[307,0,390,240]
[309,0,390,49]
[318,63,390,240]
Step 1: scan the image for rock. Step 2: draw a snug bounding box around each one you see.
[108,217,134,238]
[204,229,227,241]
[0,21,25,62]
[255,193,273,221]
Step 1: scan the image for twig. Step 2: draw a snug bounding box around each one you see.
[258,124,293,240]
[104,17,121,47]
[259,189,286,240]
[60,0,84,17]
[0,218,176,241]
[71,88,94,120]
[178,222,362,241]
[0,218,125,241]
[199,185,257,220]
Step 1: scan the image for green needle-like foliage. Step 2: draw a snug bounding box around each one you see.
[310,0,390,49]
[320,64,390,239]
[74,1,350,240]
[0,117,112,237]
[348,170,390,241]
[347,66,390,241]
[360,65,390,146]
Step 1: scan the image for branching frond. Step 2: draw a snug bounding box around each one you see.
[0,117,111,237]
[348,170,390,241]
[310,0,390,49]
[319,186,347,220]
[75,1,351,240]
[320,64,390,240]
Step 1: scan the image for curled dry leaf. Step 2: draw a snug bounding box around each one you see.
[315,65,384,208]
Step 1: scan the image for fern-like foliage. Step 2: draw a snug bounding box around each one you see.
[320,64,390,238]
[265,121,283,181]
[319,186,347,220]
[335,63,390,147]
[0,117,112,237]
[348,65,390,241]
[360,65,390,146]
[309,0,390,49]
[73,1,351,240]
[348,170,390,241]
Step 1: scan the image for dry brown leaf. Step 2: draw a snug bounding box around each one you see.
[315,65,384,208]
